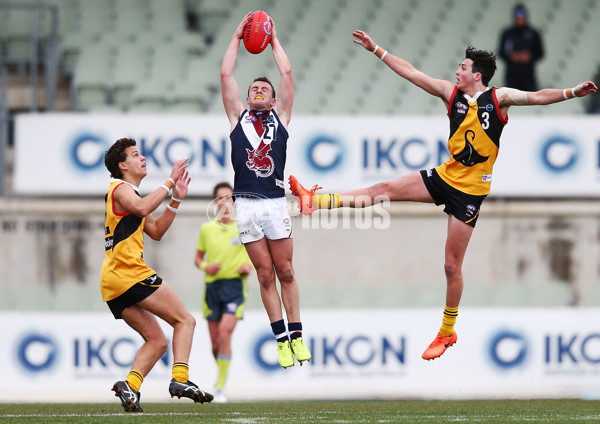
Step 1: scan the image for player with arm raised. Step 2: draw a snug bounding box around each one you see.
[221,13,311,369]
[102,138,213,412]
[290,30,597,361]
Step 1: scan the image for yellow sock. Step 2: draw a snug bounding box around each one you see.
[439,306,459,337]
[126,370,143,392]
[315,193,340,209]
[216,355,231,390]
[172,362,189,383]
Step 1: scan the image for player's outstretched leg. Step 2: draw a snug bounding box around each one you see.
[422,332,458,360]
[288,175,321,215]
[278,339,295,368]
[112,380,143,413]
[290,336,312,365]
[169,379,214,403]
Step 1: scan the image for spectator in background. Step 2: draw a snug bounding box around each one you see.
[195,182,253,403]
[498,3,544,91]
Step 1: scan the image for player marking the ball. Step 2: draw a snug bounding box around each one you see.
[220,12,312,369]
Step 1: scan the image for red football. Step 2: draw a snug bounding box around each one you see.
[243,11,273,54]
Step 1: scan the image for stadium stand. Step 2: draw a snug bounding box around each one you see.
[3,0,599,114]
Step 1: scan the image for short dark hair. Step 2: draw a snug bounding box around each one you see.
[465,45,497,86]
[212,181,233,199]
[104,138,136,179]
[247,76,276,98]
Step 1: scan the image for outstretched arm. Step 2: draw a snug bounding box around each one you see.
[352,30,455,104]
[221,12,252,131]
[496,82,598,115]
[271,19,294,128]
[526,81,597,105]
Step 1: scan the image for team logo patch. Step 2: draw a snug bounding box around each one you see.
[226,302,238,313]
[486,103,494,112]
[466,204,477,217]
[456,102,468,112]
[246,140,274,177]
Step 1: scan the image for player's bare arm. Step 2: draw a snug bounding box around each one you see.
[112,156,189,219]
[496,81,597,116]
[271,20,294,127]
[527,81,597,105]
[144,170,191,240]
[114,157,187,232]
[352,30,454,103]
[221,12,252,130]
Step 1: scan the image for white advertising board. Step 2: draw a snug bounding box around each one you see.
[13,113,600,197]
[1,308,599,402]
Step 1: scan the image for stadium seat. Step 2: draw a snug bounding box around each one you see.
[71,43,114,110]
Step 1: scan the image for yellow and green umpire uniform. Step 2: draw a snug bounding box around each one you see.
[197,219,251,320]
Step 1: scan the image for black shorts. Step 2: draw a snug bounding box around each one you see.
[106,274,163,319]
[204,278,246,321]
[420,168,487,228]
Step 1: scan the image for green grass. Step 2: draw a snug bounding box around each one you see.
[1,400,600,423]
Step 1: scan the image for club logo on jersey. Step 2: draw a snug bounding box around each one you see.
[246,140,274,177]
[453,129,489,167]
[455,102,468,114]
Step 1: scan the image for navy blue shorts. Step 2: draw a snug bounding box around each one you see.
[420,168,487,228]
[106,274,163,319]
[203,278,246,321]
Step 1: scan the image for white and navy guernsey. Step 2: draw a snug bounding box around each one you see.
[230,108,288,198]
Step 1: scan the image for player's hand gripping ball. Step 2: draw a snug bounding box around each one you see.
[243,11,273,54]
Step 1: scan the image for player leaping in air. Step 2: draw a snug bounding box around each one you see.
[289,30,597,361]
[221,13,312,369]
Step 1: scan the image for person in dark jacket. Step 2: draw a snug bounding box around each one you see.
[498,3,544,91]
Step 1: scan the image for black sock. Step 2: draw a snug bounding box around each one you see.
[270,319,288,343]
[288,322,303,340]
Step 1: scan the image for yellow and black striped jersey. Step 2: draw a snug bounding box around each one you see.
[436,86,507,196]
[100,180,155,301]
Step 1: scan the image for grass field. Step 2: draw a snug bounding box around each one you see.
[1,400,600,423]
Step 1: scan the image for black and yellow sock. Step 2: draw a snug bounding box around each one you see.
[439,306,459,337]
[125,370,144,392]
[315,193,340,209]
[172,362,189,383]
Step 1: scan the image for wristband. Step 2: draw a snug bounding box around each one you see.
[373,45,386,59]
[200,261,208,271]
[168,178,175,185]
[166,204,179,213]
[171,196,182,203]
[160,184,170,193]
[372,44,378,53]
[563,88,576,100]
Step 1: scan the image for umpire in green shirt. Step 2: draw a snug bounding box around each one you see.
[195,182,253,403]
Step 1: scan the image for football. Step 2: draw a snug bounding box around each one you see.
[243,11,273,54]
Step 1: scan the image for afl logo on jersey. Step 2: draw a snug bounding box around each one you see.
[246,140,274,177]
